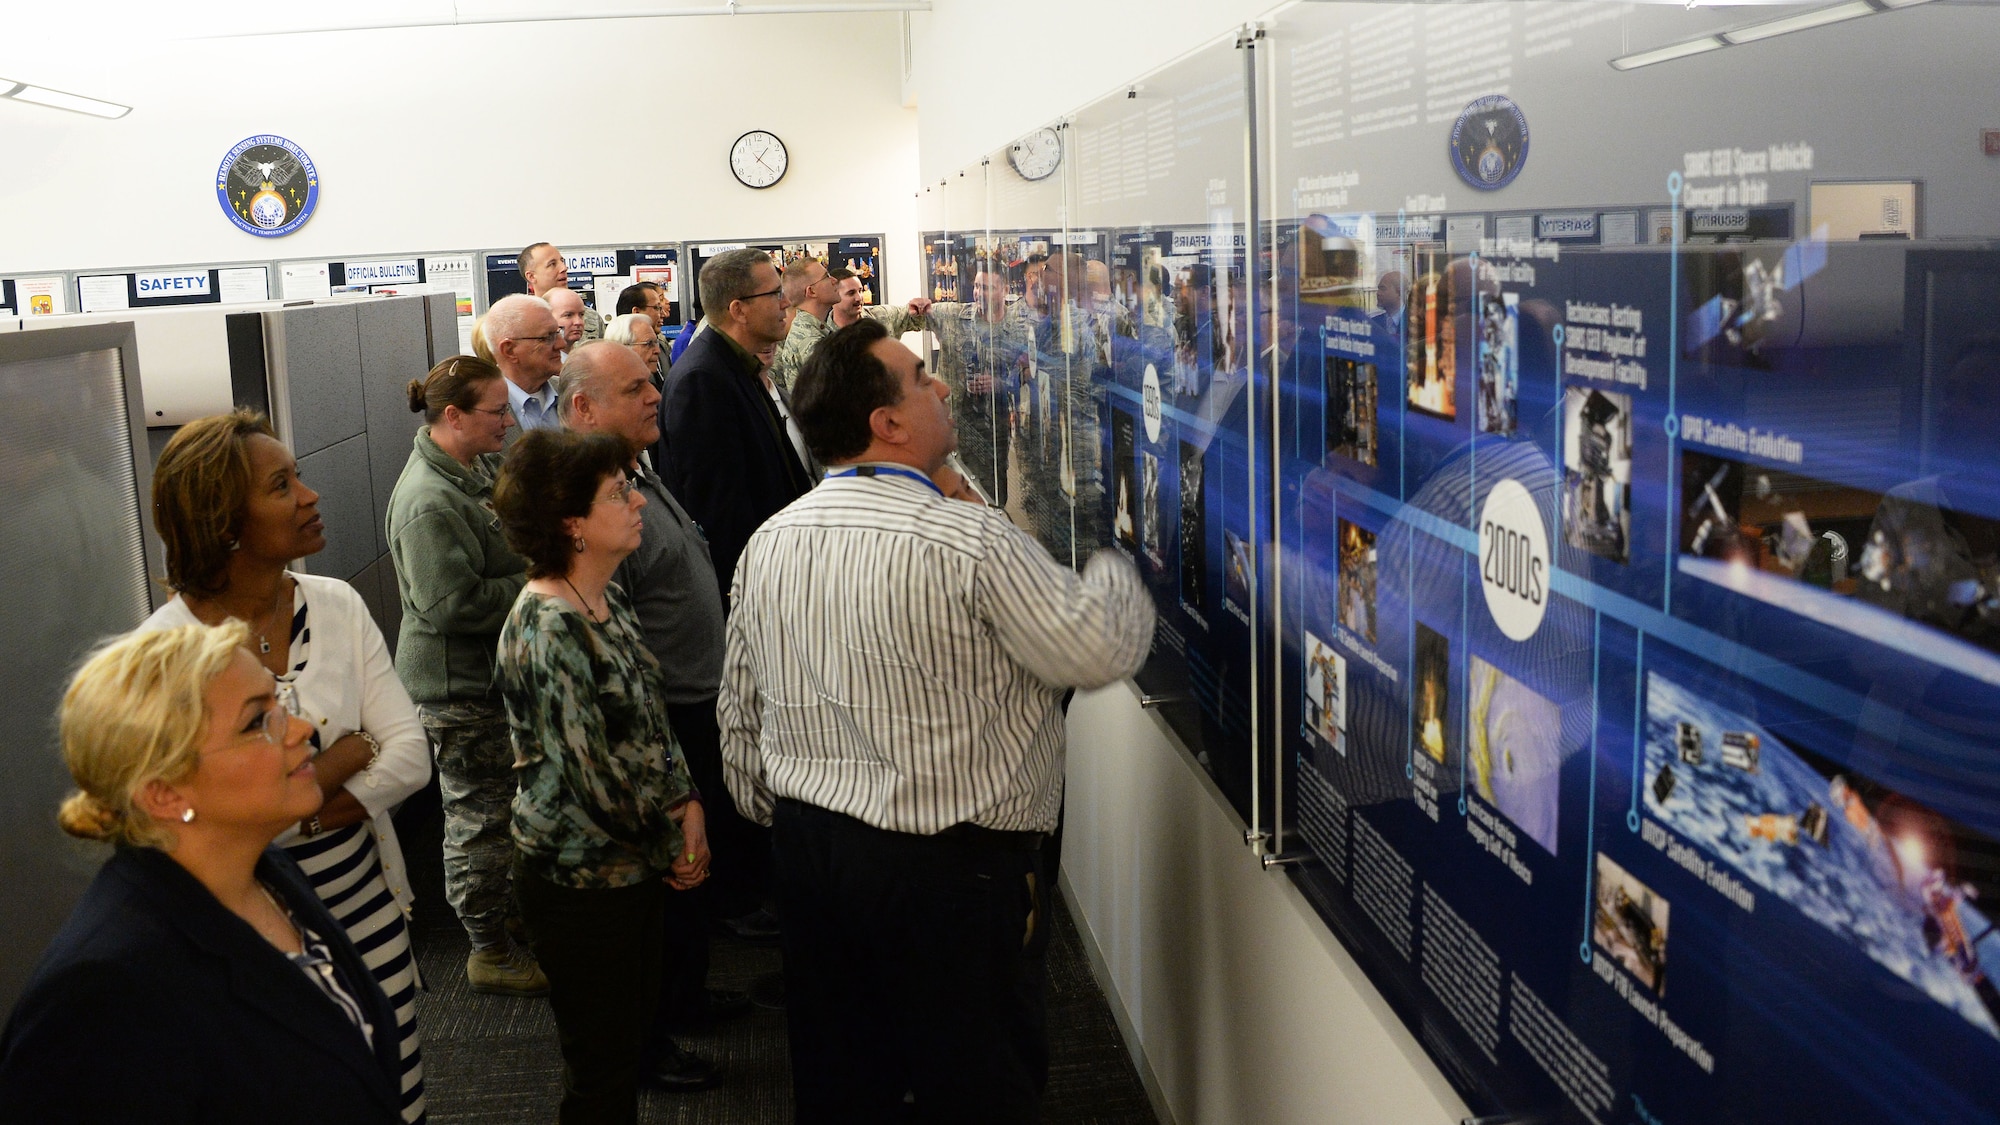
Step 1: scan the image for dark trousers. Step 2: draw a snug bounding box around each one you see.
[516,864,664,1125]
[773,798,1052,1125]
[665,697,771,918]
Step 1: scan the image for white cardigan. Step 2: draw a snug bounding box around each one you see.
[140,573,431,917]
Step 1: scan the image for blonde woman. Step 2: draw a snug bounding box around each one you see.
[143,411,432,1122]
[0,622,404,1123]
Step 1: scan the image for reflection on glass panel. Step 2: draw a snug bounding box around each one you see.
[1060,33,1267,819]
[1263,2,2000,1122]
[940,0,2000,1118]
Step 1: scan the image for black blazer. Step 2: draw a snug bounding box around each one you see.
[0,845,403,1125]
[655,326,815,605]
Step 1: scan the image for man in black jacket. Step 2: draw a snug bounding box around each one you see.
[657,248,814,607]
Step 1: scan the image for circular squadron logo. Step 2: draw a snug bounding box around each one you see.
[216,136,319,238]
[1450,95,1528,192]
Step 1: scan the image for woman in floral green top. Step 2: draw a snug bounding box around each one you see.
[493,430,709,1125]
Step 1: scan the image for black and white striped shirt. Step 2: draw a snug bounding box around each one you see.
[718,466,1155,835]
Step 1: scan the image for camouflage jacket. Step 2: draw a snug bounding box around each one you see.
[769,307,832,394]
[928,301,1036,404]
[497,584,694,889]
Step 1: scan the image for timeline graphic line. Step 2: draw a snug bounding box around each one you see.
[1581,608,1602,965]
[1305,471,1971,765]
[1663,172,1685,617]
[1628,629,1647,833]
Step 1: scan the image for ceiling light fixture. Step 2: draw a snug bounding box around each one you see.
[1608,35,1727,71]
[1720,0,1876,45]
[1612,0,1934,71]
[0,79,131,119]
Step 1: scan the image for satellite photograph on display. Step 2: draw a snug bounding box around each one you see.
[1113,413,1138,553]
[1645,672,2000,1036]
[1326,353,1380,466]
[1405,261,1457,420]
[1305,631,1347,754]
[1179,439,1205,617]
[1338,518,1378,646]
[1468,655,1561,855]
[1141,450,1163,566]
[1594,851,1671,995]
[1412,623,1452,767]
[1564,386,1633,563]
[1477,292,1519,436]
[1679,449,2000,656]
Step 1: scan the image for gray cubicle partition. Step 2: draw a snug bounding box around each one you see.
[234,295,435,650]
[0,323,163,1012]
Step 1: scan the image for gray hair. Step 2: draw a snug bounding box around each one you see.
[602,313,654,347]
[556,341,630,426]
[699,247,775,323]
[484,293,553,351]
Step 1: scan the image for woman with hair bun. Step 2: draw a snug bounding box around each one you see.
[386,356,543,998]
[143,410,433,1121]
[0,622,406,1123]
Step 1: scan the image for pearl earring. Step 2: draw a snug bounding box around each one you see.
[181,808,196,824]
[573,536,587,553]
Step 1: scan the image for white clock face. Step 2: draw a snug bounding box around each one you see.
[730,130,788,189]
[1010,127,1062,182]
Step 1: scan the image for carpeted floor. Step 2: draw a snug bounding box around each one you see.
[395,785,1158,1124]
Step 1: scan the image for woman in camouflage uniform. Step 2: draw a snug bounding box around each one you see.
[492,430,711,1125]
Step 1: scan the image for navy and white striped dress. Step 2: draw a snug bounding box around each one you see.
[274,591,428,1123]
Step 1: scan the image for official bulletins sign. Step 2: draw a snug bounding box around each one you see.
[135,269,211,297]
[343,259,421,285]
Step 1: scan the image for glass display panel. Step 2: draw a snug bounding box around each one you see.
[1067,34,1271,820]
[1264,1,2000,1121]
[974,123,1081,566]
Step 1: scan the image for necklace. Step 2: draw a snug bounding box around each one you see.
[563,576,605,623]
[192,575,291,655]
[251,576,292,654]
[254,881,300,951]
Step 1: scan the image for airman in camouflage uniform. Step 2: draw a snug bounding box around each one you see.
[419,702,520,946]
[928,266,1036,507]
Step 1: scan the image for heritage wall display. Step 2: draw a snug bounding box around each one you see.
[928,2,2000,1122]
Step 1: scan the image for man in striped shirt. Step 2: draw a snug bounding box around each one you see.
[718,318,1155,1122]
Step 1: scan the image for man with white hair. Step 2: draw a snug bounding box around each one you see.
[484,293,565,432]
[604,313,664,379]
[519,241,604,342]
[545,288,588,355]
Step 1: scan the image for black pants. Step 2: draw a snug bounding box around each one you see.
[665,697,770,918]
[773,798,1052,1124]
[516,864,663,1125]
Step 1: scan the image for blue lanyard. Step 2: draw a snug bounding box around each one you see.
[826,464,945,497]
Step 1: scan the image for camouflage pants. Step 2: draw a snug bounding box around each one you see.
[421,700,519,951]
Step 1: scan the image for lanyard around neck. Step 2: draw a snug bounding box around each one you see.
[826,464,944,497]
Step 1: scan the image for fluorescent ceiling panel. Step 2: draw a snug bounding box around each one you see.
[1609,35,1727,70]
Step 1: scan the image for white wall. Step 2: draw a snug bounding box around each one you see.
[0,9,923,302]
[1064,683,1470,1125]
[908,0,1275,183]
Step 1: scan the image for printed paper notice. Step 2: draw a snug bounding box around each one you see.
[425,254,476,316]
[218,266,270,303]
[16,276,67,316]
[1600,212,1638,247]
[281,261,331,300]
[78,275,131,313]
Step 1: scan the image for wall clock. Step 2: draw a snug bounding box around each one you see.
[730,130,788,189]
[1009,127,1063,182]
